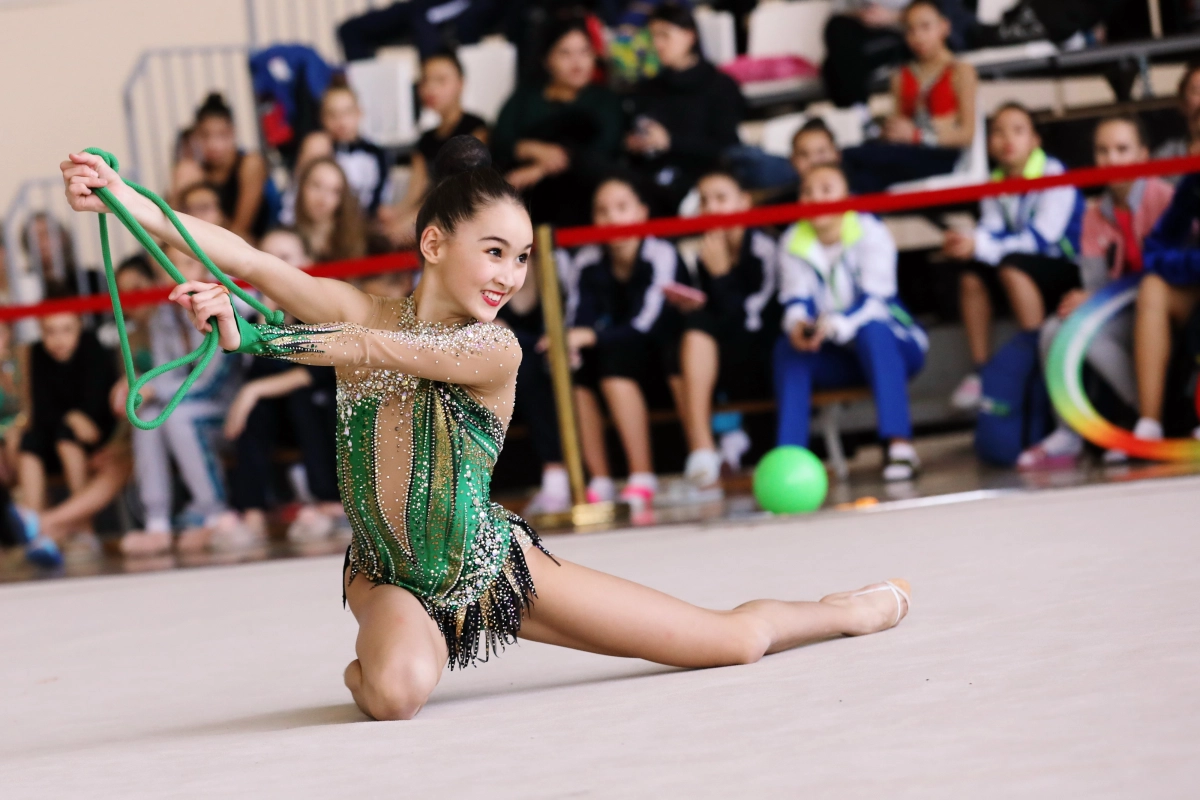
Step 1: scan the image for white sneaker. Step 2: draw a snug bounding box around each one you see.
[950,373,982,411]
[586,476,615,504]
[287,506,336,543]
[209,512,266,552]
[619,473,658,512]
[1133,417,1163,440]
[524,487,572,516]
[882,442,921,482]
[684,448,722,488]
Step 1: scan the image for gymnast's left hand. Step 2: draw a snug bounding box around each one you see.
[169,280,242,351]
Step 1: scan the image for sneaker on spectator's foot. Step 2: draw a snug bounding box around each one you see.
[684,448,722,488]
[719,428,752,472]
[1133,417,1164,441]
[1102,448,1129,465]
[950,373,982,412]
[619,473,658,511]
[119,529,173,558]
[524,487,572,517]
[882,442,921,482]
[208,512,264,553]
[11,507,64,569]
[585,476,615,504]
[64,531,102,563]
[287,506,336,544]
[1017,426,1083,470]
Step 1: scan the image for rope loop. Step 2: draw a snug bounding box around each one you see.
[83,146,282,430]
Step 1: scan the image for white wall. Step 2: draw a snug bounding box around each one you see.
[0,0,247,210]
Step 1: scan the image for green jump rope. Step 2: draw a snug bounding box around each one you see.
[82,147,283,430]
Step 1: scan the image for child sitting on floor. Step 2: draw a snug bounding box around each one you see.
[1018,114,1175,469]
[842,0,977,193]
[557,175,691,510]
[775,164,928,481]
[942,102,1084,411]
[676,169,780,489]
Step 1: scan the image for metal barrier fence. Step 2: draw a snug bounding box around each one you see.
[122,45,260,195]
[244,0,389,63]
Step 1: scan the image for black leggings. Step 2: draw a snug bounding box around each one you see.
[231,387,339,511]
[821,15,908,108]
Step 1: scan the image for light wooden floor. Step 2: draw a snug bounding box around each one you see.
[3,477,1199,798]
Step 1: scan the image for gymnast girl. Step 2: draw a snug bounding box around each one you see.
[60,137,910,721]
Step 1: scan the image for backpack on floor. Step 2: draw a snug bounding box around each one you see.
[974,331,1054,466]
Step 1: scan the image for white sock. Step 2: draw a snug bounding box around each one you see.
[1133,418,1163,441]
[627,472,658,491]
[1040,426,1083,457]
[887,441,919,464]
[541,466,570,498]
[587,476,615,500]
[144,516,171,534]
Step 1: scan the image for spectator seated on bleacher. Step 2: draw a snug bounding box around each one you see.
[494,263,569,517]
[337,0,514,62]
[841,0,978,193]
[115,245,244,559]
[942,102,1083,413]
[822,0,973,112]
[219,229,346,546]
[676,170,777,491]
[21,212,77,295]
[493,14,624,228]
[791,119,843,181]
[178,182,228,227]
[172,93,273,242]
[624,2,745,216]
[0,322,22,485]
[293,157,368,263]
[387,51,488,247]
[1019,115,1175,469]
[287,82,393,225]
[775,164,927,482]
[12,284,117,566]
[675,169,780,490]
[1132,170,1200,444]
[558,175,691,511]
[1154,62,1200,164]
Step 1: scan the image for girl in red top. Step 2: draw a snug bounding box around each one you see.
[842,0,978,194]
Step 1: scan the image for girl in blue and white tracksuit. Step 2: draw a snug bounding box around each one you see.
[774,166,929,480]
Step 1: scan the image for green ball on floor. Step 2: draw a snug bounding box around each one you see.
[753,446,828,514]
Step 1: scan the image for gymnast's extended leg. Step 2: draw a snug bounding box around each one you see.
[517,548,908,667]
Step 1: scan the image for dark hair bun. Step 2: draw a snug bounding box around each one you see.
[196,92,233,123]
[432,135,492,183]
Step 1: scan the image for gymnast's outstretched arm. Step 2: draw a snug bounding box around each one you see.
[60,151,375,326]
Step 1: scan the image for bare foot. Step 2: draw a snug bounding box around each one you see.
[119,530,172,558]
[820,579,911,636]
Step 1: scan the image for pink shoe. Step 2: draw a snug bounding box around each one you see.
[1016,444,1078,471]
[618,483,655,512]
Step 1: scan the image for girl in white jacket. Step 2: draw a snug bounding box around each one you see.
[775,165,928,481]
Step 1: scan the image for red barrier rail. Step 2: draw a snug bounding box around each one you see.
[2,154,1198,324]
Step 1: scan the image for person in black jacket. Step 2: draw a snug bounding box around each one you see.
[675,169,779,489]
[556,175,691,510]
[625,2,745,216]
[15,290,117,563]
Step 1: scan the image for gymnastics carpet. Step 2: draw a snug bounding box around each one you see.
[3,477,1199,798]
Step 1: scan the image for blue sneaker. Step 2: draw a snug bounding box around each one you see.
[8,505,63,570]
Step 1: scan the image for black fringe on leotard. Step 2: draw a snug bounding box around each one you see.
[429,515,558,670]
[344,515,558,671]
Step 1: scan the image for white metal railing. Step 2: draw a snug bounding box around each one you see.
[245,0,390,63]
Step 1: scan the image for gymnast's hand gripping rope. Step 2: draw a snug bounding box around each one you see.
[82,147,284,430]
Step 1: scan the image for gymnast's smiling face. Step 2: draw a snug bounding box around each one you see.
[420,199,532,324]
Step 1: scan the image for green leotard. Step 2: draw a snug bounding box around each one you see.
[232,295,553,669]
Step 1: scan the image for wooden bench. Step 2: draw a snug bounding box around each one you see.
[644,387,873,480]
